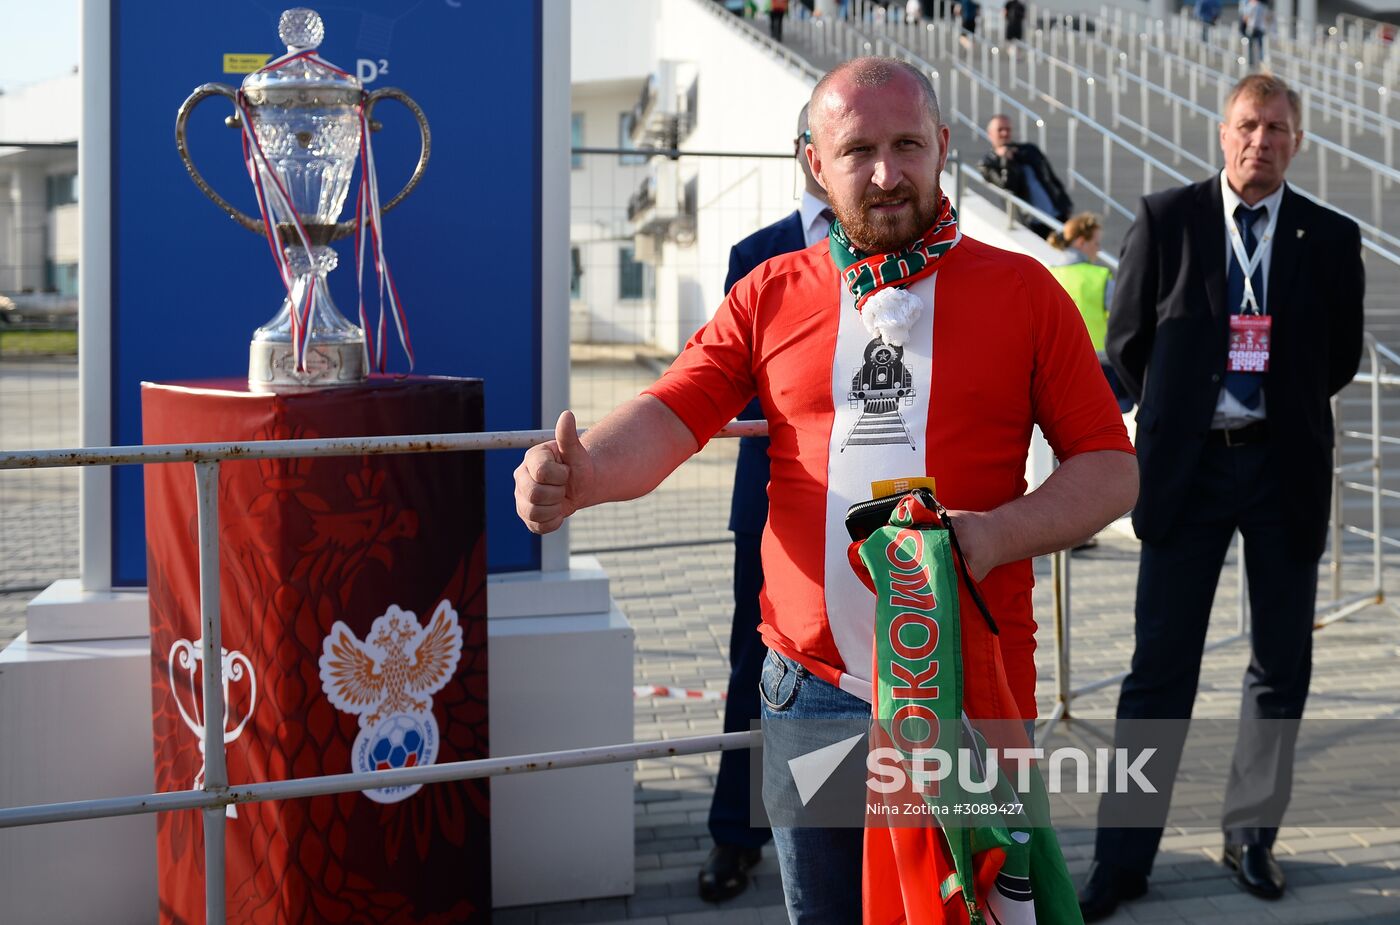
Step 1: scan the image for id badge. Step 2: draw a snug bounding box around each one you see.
[1227,315,1271,373]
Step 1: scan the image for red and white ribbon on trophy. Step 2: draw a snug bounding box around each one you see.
[235,48,412,374]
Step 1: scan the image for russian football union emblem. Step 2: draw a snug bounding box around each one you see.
[318,600,462,804]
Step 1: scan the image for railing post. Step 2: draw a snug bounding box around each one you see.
[1236,531,1250,635]
[1068,117,1078,191]
[1322,61,1333,119]
[1111,53,1121,128]
[1370,339,1384,601]
[1331,397,1344,604]
[1383,88,1394,183]
[1342,104,1353,167]
[970,68,980,129]
[1375,171,1383,233]
[1103,132,1113,213]
[1058,547,1072,720]
[194,460,228,925]
[1139,47,1149,144]
[953,150,965,213]
[950,66,959,126]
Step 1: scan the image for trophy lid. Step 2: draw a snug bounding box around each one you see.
[242,8,361,99]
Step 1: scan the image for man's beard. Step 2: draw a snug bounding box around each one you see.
[832,181,942,253]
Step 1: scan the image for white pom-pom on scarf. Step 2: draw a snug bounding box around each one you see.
[860,287,924,347]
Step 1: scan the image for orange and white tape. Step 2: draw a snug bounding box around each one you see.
[633,684,727,702]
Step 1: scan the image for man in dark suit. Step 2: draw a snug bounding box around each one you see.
[699,103,832,903]
[1080,74,1365,921]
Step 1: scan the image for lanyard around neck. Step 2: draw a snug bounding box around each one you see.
[1227,200,1280,316]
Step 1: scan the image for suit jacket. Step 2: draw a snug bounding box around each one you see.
[725,209,808,535]
[1106,177,1365,558]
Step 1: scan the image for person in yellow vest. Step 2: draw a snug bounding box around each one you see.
[1047,213,1133,413]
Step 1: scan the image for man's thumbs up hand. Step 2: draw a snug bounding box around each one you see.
[514,411,594,534]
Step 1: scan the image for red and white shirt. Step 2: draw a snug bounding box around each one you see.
[645,234,1132,719]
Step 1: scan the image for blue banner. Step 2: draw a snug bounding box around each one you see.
[110,0,543,583]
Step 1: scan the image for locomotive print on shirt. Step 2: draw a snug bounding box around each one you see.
[843,336,918,452]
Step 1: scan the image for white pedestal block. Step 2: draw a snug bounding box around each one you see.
[488,605,635,907]
[0,635,158,925]
[24,578,150,642]
[0,559,634,921]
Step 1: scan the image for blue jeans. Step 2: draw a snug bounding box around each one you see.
[760,650,870,924]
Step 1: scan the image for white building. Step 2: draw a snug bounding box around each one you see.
[571,0,815,354]
[0,72,80,298]
[570,0,660,346]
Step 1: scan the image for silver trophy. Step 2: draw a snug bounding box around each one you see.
[176,8,429,390]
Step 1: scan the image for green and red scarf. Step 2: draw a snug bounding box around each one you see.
[828,196,961,310]
[853,493,1082,925]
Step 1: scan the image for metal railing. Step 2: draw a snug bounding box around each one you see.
[1038,332,1390,741]
[979,25,1400,267]
[0,422,763,924]
[1020,10,1399,177]
[853,17,1169,225]
[0,407,1388,919]
[695,0,824,82]
[1335,12,1400,75]
[1107,58,1400,262]
[1087,4,1394,116]
[948,59,1049,154]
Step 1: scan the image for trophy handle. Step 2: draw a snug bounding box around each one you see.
[175,83,265,235]
[328,87,432,242]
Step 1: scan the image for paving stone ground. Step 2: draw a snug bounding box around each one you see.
[4,357,1400,923]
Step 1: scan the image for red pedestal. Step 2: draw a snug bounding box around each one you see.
[142,376,490,924]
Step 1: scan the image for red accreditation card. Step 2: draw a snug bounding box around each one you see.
[1227,315,1272,373]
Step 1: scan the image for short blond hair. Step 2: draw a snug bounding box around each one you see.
[1223,73,1302,129]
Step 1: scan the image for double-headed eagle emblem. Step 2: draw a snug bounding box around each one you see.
[318,601,462,727]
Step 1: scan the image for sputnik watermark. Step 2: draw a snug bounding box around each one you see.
[866,746,1158,795]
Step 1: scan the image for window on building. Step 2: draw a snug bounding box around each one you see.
[571,113,585,169]
[45,260,78,297]
[570,245,583,298]
[618,246,645,300]
[46,172,78,208]
[618,112,646,166]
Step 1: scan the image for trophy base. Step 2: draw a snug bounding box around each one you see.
[248,340,367,393]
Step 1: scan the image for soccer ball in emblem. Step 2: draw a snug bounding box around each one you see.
[369,713,429,771]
